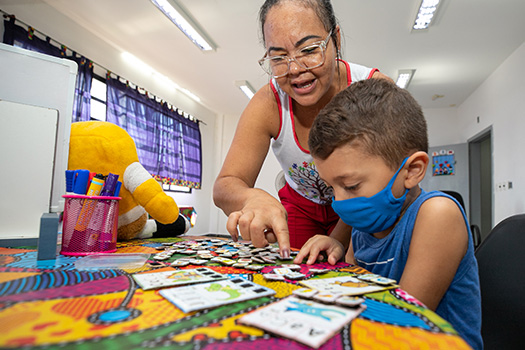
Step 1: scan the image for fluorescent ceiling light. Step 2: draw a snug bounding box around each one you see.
[235,80,256,100]
[179,87,201,102]
[413,0,441,30]
[121,51,201,102]
[150,0,217,51]
[396,69,415,89]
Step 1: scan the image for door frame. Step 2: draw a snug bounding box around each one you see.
[468,126,493,241]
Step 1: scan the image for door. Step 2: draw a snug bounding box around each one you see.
[468,128,493,242]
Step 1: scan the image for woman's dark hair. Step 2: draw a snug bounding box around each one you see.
[259,0,340,58]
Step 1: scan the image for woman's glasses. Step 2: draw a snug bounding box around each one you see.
[258,31,332,78]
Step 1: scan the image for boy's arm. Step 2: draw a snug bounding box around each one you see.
[329,219,352,251]
[293,219,351,265]
[345,239,357,265]
[399,196,469,311]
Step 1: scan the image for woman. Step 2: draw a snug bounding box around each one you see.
[213,0,391,257]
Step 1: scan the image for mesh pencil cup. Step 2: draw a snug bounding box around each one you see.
[61,195,120,256]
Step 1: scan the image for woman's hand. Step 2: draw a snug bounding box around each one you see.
[226,190,291,257]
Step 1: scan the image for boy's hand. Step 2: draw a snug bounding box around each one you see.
[293,235,344,265]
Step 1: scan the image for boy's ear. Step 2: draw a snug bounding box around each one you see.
[404,151,429,188]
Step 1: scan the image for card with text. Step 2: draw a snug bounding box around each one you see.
[160,277,275,312]
[300,275,397,296]
[132,267,227,290]
[239,296,365,348]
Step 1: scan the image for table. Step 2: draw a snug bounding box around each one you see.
[0,236,471,349]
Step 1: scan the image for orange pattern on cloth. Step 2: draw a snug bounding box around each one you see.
[350,318,471,350]
[0,289,186,347]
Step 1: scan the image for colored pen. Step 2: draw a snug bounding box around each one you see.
[65,170,75,193]
[100,173,119,196]
[86,172,97,193]
[87,174,105,196]
[72,169,90,195]
[114,181,122,197]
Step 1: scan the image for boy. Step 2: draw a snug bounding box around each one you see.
[294,79,482,349]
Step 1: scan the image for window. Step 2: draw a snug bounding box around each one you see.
[89,75,197,193]
[90,75,107,121]
[162,182,192,193]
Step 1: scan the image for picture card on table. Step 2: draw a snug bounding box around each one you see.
[300,275,397,296]
[160,277,275,313]
[239,296,365,349]
[132,267,227,290]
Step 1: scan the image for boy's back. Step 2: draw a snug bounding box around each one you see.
[352,189,482,349]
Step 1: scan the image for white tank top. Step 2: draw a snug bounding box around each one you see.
[270,61,377,204]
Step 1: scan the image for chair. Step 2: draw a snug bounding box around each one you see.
[475,214,525,350]
[439,190,481,249]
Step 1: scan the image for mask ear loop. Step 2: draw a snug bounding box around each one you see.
[386,157,410,201]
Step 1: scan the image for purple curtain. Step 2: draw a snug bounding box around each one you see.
[3,17,93,122]
[106,76,202,188]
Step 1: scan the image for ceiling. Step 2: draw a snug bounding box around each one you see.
[2,0,525,118]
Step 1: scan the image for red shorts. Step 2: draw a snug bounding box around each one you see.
[278,182,340,249]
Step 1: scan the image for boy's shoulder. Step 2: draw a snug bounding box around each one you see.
[410,190,469,248]
[415,190,464,219]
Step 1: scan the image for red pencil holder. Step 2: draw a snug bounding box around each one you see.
[61,195,120,256]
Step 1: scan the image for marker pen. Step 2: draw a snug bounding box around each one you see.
[114,181,122,197]
[72,169,90,195]
[65,170,75,194]
[86,172,96,192]
[87,174,105,196]
[100,173,119,196]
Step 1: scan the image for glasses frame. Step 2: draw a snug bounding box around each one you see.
[258,30,333,79]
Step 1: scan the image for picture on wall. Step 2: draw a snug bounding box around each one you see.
[432,150,455,176]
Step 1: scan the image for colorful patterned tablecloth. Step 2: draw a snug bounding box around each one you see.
[0,237,471,349]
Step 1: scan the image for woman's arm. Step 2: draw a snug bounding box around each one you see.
[213,84,291,254]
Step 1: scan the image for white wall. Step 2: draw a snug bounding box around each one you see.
[421,40,525,228]
[455,41,525,225]
[213,113,282,234]
[424,107,461,146]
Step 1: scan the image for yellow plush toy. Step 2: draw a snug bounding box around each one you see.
[68,121,189,240]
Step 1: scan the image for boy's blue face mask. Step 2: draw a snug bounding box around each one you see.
[331,157,409,234]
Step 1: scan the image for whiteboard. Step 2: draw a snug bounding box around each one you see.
[0,100,58,239]
[0,43,77,214]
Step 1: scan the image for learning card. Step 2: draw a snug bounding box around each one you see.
[239,296,365,348]
[132,267,227,290]
[300,275,397,296]
[160,277,275,313]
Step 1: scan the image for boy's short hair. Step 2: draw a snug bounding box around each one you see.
[309,78,428,170]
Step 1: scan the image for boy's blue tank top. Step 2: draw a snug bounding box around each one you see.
[351,189,482,350]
